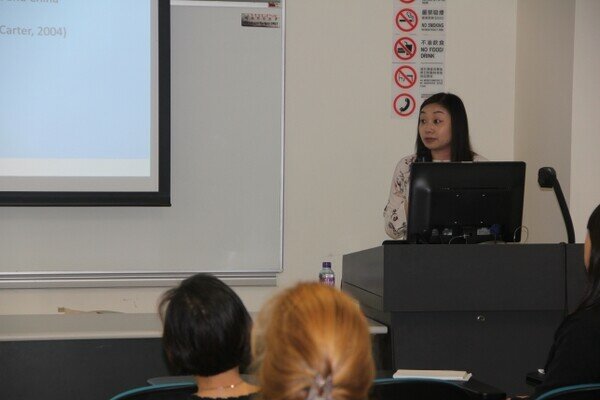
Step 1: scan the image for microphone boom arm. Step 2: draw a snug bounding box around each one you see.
[538,167,576,244]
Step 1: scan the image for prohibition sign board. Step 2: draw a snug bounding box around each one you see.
[394,37,417,61]
[393,93,416,117]
[394,65,417,89]
[396,8,418,32]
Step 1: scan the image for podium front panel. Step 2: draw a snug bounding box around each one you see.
[343,244,566,312]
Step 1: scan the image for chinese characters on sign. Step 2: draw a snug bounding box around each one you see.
[392,0,446,118]
[241,13,280,28]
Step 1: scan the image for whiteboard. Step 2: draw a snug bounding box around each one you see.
[0,1,284,288]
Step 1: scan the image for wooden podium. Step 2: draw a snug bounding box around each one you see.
[341,243,586,395]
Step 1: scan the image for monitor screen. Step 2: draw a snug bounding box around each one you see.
[407,162,526,243]
[0,0,170,206]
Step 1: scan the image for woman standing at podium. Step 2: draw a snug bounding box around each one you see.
[383,92,486,239]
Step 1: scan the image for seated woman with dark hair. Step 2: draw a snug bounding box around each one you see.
[160,273,259,400]
[511,204,600,399]
[532,203,600,397]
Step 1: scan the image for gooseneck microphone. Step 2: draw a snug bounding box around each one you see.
[538,167,575,244]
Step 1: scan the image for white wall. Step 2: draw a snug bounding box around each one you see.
[570,0,600,239]
[282,0,517,282]
[0,0,520,315]
[445,1,517,161]
[514,0,576,243]
[514,0,600,244]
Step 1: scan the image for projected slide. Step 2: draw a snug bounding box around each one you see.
[0,0,152,179]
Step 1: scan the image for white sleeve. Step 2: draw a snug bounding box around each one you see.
[383,160,409,239]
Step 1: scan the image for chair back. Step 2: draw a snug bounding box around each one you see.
[109,382,196,400]
[370,378,472,400]
[534,383,600,400]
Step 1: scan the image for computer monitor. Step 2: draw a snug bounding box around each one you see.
[407,161,526,244]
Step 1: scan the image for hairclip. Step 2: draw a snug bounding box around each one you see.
[307,374,333,400]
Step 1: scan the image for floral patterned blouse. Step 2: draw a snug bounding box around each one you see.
[383,153,487,239]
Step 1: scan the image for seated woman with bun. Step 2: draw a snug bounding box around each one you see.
[252,282,374,400]
[160,273,259,400]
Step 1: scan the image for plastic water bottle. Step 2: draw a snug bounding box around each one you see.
[319,261,335,287]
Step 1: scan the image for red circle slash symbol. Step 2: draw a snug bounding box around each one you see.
[394,65,417,89]
[400,0,414,3]
[396,8,418,32]
[393,93,416,117]
[394,37,417,61]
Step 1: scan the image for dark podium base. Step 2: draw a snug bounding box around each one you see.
[342,243,586,395]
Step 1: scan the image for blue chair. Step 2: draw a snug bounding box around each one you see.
[534,383,600,400]
[371,376,505,400]
[109,382,196,400]
[112,375,505,400]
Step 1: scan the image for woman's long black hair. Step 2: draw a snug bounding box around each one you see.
[576,203,600,312]
[415,92,474,162]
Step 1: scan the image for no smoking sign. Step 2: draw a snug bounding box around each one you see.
[395,8,418,32]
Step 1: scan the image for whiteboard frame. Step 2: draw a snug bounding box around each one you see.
[0,0,285,288]
[0,271,276,288]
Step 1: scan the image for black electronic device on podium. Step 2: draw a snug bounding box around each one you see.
[341,163,587,395]
[407,161,526,244]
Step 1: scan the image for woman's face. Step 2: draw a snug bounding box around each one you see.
[419,103,452,159]
[584,231,592,271]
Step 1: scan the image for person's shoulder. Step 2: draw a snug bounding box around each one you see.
[190,393,259,400]
[393,154,417,176]
[566,306,600,329]
[399,153,417,163]
[556,306,600,343]
[395,154,417,169]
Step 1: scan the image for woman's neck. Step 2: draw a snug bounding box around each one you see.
[195,367,259,398]
[431,148,451,161]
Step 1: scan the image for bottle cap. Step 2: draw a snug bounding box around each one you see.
[322,261,331,268]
